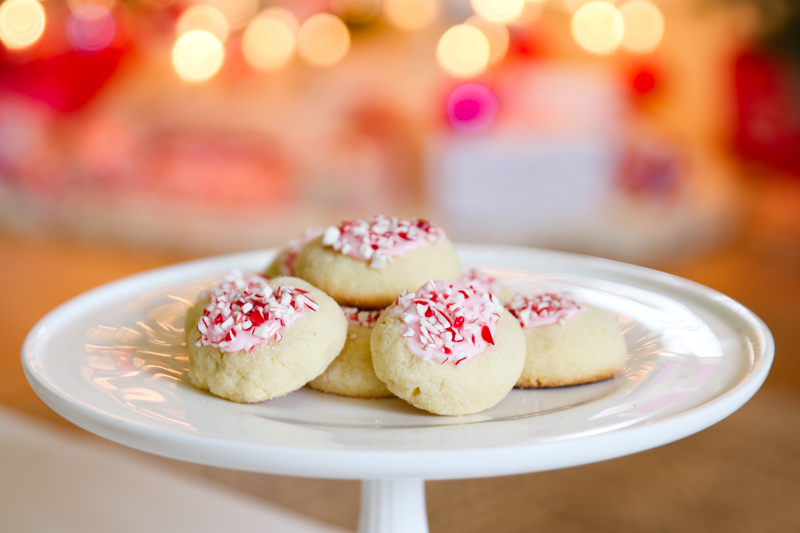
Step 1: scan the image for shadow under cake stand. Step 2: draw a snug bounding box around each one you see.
[22,246,774,533]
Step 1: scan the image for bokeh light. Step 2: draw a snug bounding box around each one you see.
[436,24,490,78]
[172,29,224,83]
[67,3,116,52]
[254,5,300,34]
[177,5,229,43]
[445,83,499,132]
[201,0,258,31]
[465,15,509,65]
[297,13,350,67]
[619,0,664,53]
[0,0,46,50]
[383,0,439,32]
[571,1,623,55]
[470,0,525,24]
[242,8,297,72]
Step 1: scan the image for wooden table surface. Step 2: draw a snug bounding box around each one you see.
[2,177,799,532]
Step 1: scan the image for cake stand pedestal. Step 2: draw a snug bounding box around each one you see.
[358,479,427,533]
[21,246,774,533]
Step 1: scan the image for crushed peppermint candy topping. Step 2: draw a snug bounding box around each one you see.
[321,215,446,269]
[392,280,504,365]
[275,227,323,276]
[195,271,318,353]
[504,292,586,328]
[341,306,383,329]
[460,268,500,295]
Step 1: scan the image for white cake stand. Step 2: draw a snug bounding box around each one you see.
[22,245,774,533]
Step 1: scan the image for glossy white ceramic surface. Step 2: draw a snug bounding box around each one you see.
[23,245,773,480]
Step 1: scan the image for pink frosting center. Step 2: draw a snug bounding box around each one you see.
[195,271,318,353]
[504,292,585,328]
[321,216,446,268]
[392,280,504,365]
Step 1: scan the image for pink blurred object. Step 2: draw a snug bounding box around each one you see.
[616,133,682,199]
[445,83,499,132]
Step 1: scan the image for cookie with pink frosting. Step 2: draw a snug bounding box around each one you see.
[505,292,627,388]
[264,227,323,278]
[459,267,512,302]
[293,216,461,309]
[307,306,393,399]
[187,272,347,403]
[371,280,525,415]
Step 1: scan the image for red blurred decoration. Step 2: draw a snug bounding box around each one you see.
[507,25,547,59]
[632,69,656,94]
[0,0,135,114]
[733,50,800,176]
[0,46,128,113]
[626,62,661,98]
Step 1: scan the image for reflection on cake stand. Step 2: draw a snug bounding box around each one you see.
[21,246,774,533]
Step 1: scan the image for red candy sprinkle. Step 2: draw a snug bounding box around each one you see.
[481,325,494,345]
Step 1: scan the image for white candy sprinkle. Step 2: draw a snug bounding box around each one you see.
[322,226,341,245]
[360,243,374,259]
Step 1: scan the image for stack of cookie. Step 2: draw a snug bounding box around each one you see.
[286,216,467,403]
[185,215,628,416]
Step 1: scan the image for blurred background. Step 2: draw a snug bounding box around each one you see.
[1,0,796,260]
[1,0,799,531]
